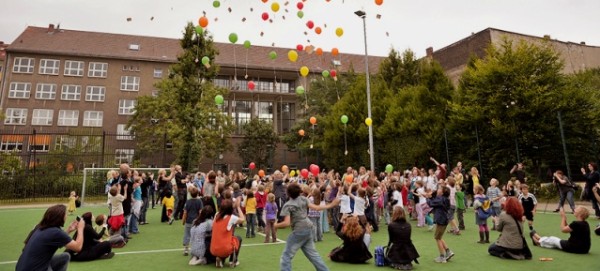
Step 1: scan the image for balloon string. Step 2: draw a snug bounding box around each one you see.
[233,46,237,80]
[303,76,308,111]
[344,123,348,155]
[245,48,248,78]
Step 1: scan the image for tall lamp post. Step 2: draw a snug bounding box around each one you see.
[355,10,375,172]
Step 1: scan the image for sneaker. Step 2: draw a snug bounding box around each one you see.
[183,249,189,256]
[552,209,560,213]
[428,225,434,231]
[215,258,223,268]
[445,250,455,261]
[168,218,174,225]
[189,256,200,265]
[434,256,447,263]
[530,230,539,246]
[229,261,240,267]
[403,263,413,270]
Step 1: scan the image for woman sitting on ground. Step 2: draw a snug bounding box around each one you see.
[488,197,531,260]
[189,205,215,265]
[387,206,420,270]
[530,206,591,254]
[66,212,114,261]
[329,215,373,263]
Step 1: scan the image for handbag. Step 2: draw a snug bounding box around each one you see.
[513,217,532,260]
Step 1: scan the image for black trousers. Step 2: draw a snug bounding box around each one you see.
[70,242,112,261]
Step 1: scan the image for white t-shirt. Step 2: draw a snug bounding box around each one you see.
[339,195,351,214]
[417,187,427,204]
[393,190,403,208]
[448,185,456,206]
[225,215,239,231]
[353,196,366,216]
[426,176,437,191]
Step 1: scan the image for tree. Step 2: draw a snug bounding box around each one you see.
[237,119,279,170]
[128,23,233,170]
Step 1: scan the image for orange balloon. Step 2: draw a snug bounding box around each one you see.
[315,27,322,35]
[375,0,384,5]
[332,48,339,56]
[262,0,268,2]
[309,117,317,125]
[258,169,265,177]
[316,48,323,56]
[298,129,305,136]
[199,16,209,28]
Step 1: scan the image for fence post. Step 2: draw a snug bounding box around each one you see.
[101,131,106,168]
[81,169,87,206]
[557,111,571,179]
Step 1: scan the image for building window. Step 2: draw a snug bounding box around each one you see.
[120,76,140,91]
[31,109,54,126]
[278,103,296,134]
[213,78,230,88]
[54,135,77,150]
[235,79,248,91]
[35,83,57,100]
[277,81,291,93]
[28,135,50,152]
[61,85,82,101]
[233,100,252,134]
[259,81,274,92]
[88,62,108,78]
[85,86,105,102]
[83,111,103,127]
[64,60,84,76]
[128,44,140,51]
[57,110,79,126]
[4,108,28,125]
[153,68,163,78]
[117,124,134,140]
[39,59,60,75]
[118,99,136,115]
[115,149,134,165]
[256,101,273,123]
[8,82,31,99]
[12,57,34,73]
[0,135,24,152]
[151,90,159,97]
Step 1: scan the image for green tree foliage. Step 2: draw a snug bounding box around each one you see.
[128,23,232,170]
[236,118,279,170]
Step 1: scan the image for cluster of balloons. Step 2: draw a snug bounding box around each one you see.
[248,162,266,177]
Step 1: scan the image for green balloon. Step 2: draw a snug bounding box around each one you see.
[195,26,203,35]
[340,115,348,124]
[385,164,394,173]
[201,56,210,65]
[229,33,238,44]
[213,0,220,8]
[322,70,330,78]
[297,11,304,19]
[269,51,277,60]
[243,40,251,49]
[296,86,305,95]
[215,95,224,105]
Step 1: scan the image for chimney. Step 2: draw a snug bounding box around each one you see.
[48,24,55,33]
[580,41,586,45]
[543,34,551,40]
[426,47,434,59]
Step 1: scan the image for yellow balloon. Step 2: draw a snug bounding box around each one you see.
[288,50,298,62]
[335,27,344,37]
[365,117,373,126]
[290,170,296,177]
[271,2,280,12]
[300,66,309,77]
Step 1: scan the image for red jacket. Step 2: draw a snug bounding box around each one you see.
[255,191,266,209]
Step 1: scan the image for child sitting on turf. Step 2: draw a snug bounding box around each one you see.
[518,184,537,231]
[163,189,175,225]
[94,214,126,248]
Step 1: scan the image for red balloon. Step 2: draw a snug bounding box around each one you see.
[309,164,320,176]
[248,81,256,90]
[262,12,269,21]
[306,20,314,29]
[249,162,256,170]
[330,70,337,77]
[296,44,304,51]
[297,2,304,10]
[300,169,309,178]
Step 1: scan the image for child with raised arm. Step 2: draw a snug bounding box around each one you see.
[427,185,454,263]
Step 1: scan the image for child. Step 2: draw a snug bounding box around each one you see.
[308,188,323,241]
[108,183,128,239]
[455,184,466,231]
[518,184,537,230]
[94,214,126,248]
[413,180,428,227]
[446,177,460,235]
[473,184,491,244]
[338,184,352,218]
[68,191,78,215]
[255,185,267,233]
[427,185,454,263]
[349,185,369,227]
[486,178,502,230]
[245,190,257,238]
[163,189,175,225]
[182,186,204,256]
[264,193,278,243]
[189,206,215,265]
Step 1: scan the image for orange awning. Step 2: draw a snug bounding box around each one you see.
[29,135,51,145]
[1,135,24,142]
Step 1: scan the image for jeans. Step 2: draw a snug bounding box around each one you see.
[48,252,70,271]
[558,190,575,211]
[280,229,329,271]
[121,214,131,238]
[329,206,340,229]
[184,223,192,246]
[309,216,322,241]
[246,214,256,237]
[130,213,139,233]
[140,197,149,223]
[320,209,329,233]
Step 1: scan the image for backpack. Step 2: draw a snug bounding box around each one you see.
[374,245,388,267]
[476,195,493,220]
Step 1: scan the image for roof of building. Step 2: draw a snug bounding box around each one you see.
[7,26,384,74]
[0,42,8,61]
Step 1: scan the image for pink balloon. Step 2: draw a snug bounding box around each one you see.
[248,81,255,91]
[300,168,309,178]
[249,162,256,170]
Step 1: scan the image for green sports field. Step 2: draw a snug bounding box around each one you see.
[0,203,597,271]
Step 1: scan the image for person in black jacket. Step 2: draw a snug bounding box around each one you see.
[426,185,454,263]
[66,212,113,261]
[387,206,419,270]
[581,162,600,218]
[329,215,373,263]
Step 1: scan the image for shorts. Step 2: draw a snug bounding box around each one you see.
[446,206,456,221]
[524,211,534,221]
[434,224,448,240]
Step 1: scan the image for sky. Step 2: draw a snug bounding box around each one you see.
[1,0,599,57]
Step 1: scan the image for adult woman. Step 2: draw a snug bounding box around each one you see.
[67,212,114,261]
[210,199,245,268]
[553,170,576,213]
[329,215,373,263]
[16,204,85,271]
[156,168,174,206]
[189,206,215,265]
[581,162,600,218]
[387,206,419,270]
[488,197,531,260]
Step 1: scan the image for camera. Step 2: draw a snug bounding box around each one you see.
[76,216,81,222]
